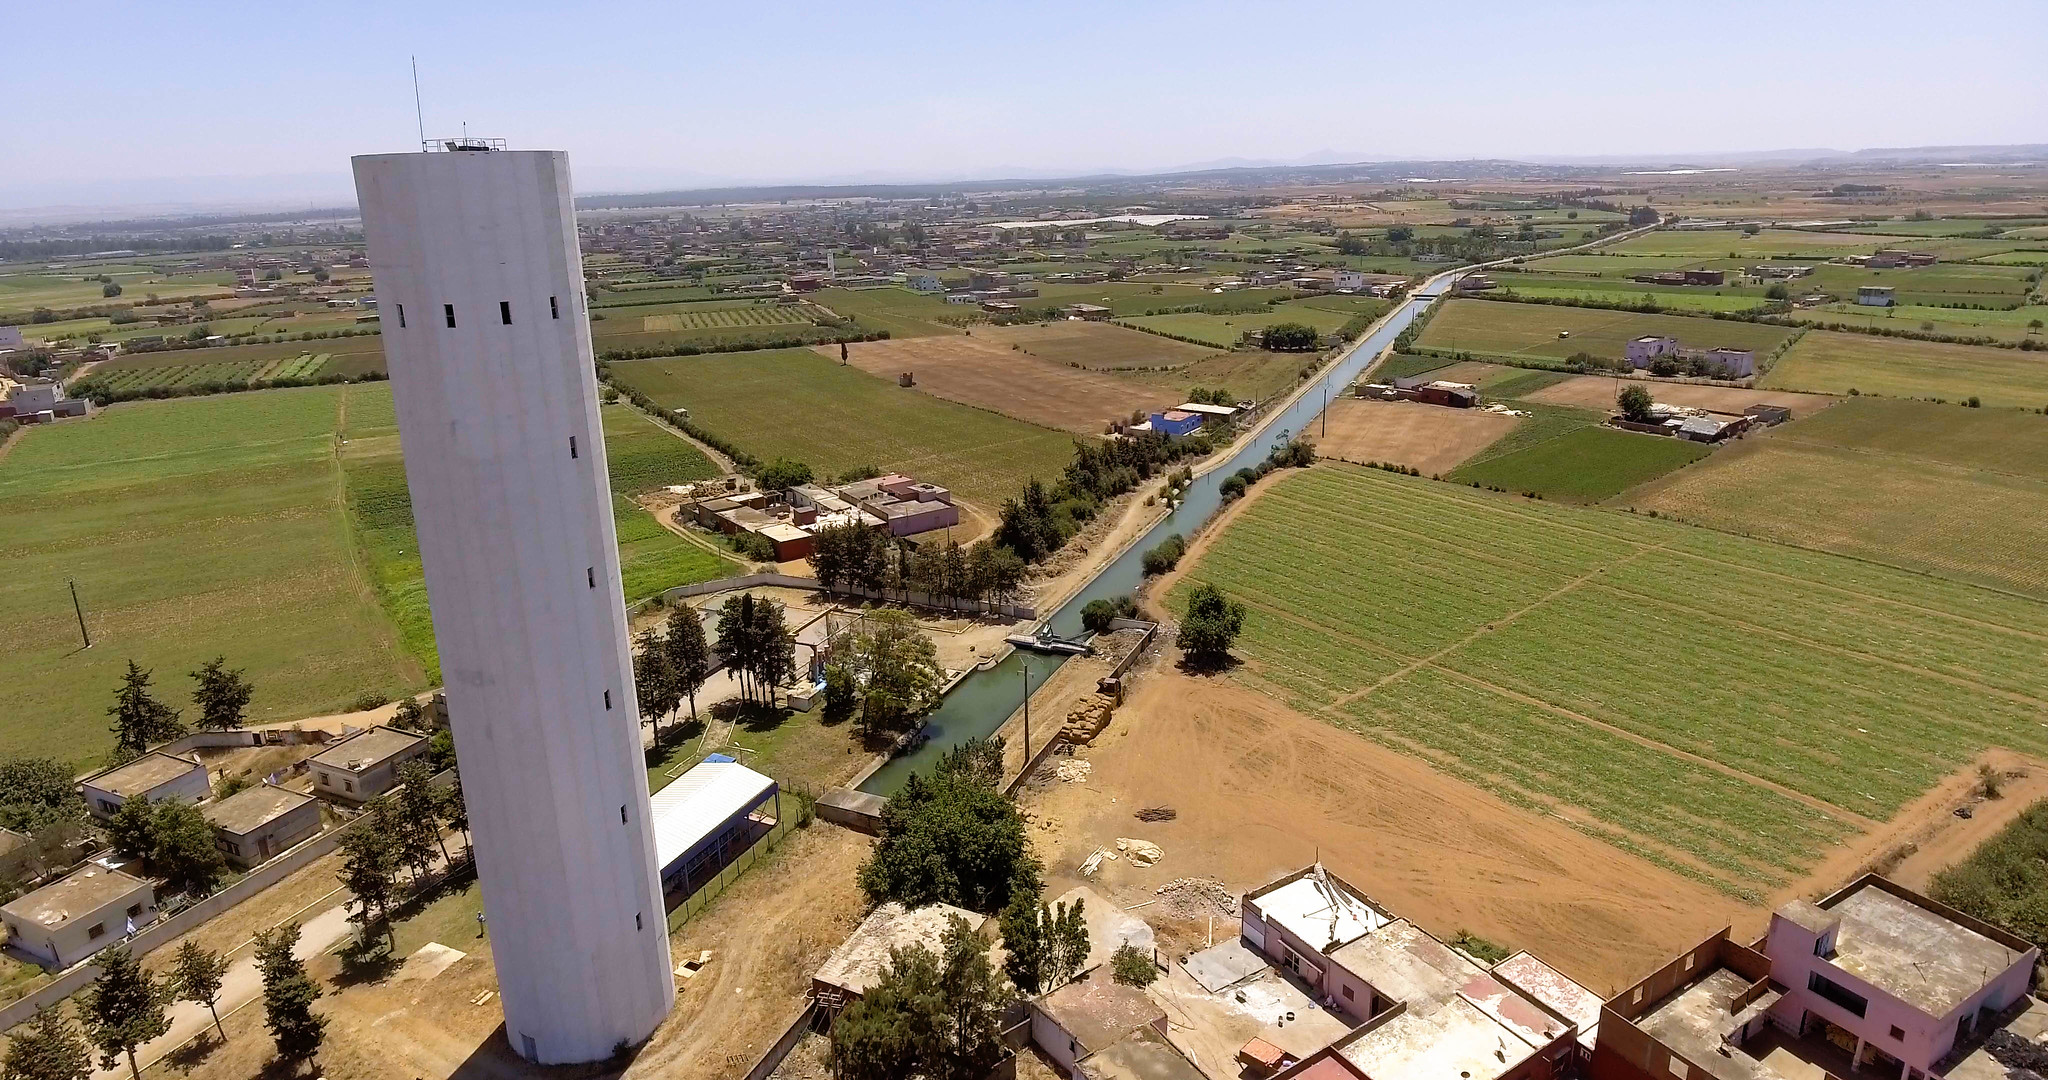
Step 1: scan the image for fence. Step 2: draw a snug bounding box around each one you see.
[665,796,813,933]
[661,572,1036,620]
[154,727,336,757]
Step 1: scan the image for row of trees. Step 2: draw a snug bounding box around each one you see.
[107,797,227,897]
[810,524,1027,614]
[335,761,468,945]
[997,431,1211,564]
[4,927,322,1080]
[632,606,714,740]
[823,609,945,738]
[106,657,256,760]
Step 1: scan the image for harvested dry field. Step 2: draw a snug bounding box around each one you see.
[1316,398,1518,474]
[818,336,1180,434]
[1022,669,1750,993]
[1522,376,1834,417]
[976,320,1223,371]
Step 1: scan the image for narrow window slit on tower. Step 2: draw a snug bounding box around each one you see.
[636,912,643,931]
[603,689,612,709]
[444,304,456,327]
[569,435,578,459]
[396,304,406,328]
[550,296,559,319]
[620,805,627,823]
[500,301,512,324]
[587,567,596,589]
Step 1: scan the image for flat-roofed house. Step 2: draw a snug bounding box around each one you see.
[813,901,988,1018]
[310,726,429,803]
[79,752,209,821]
[1031,964,1175,1076]
[1590,876,2037,1080]
[0,865,158,969]
[203,784,322,868]
[1240,865,1391,999]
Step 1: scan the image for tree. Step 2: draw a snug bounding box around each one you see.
[2,1007,92,1080]
[188,657,253,732]
[389,697,430,733]
[382,792,437,883]
[1080,595,1138,634]
[662,606,711,723]
[153,799,229,895]
[1261,322,1320,351]
[440,771,470,858]
[395,759,448,865]
[966,542,1025,613]
[831,916,1011,1080]
[837,609,943,736]
[107,797,158,859]
[999,890,1047,993]
[1044,897,1090,990]
[632,627,678,741]
[1765,283,1790,300]
[1176,582,1245,670]
[1335,232,1367,256]
[1140,533,1186,576]
[255,923,326,1074]
[82,948,169,1080]
[717,594,796,707]
[171,941,231,1042]
[754,457,813,494]
[859,766,1040,915]
[821,663,858,726]
[995,479,1062,562]
[1628,206,1660,226]
[102,282,122,298]
[337,811,400,944]
[2030,318,2044,333]
[0,757,87,834]
[1111,943,1158,987]
[107,662,185,758]
[1618,384,1656,424]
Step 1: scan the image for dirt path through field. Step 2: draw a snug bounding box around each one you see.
[1022,667,1751,993]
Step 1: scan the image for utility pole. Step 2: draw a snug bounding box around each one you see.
[68,579,90,649]
[1020,659,1031,765]
[1322,384,1329,438]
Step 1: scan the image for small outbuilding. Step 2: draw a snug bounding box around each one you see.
[203,784,323,868]
[0,865,158,970]
[1857,285,1896,307]
[1031,964,1171,1075]
[813,901,988,1016]
[310,726,429,803]
[649,757,779,896]
[79,752,209,821]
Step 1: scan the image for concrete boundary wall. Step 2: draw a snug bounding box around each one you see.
[155,728,336,757]
[662,573,1036,620]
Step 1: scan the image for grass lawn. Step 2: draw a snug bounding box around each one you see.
[0,386,426,768]
[1415,299,1797,366]
[1486,274,1772,314]
[1629,399,2048,598]
[1604,229,1899,259]
[1761,330,2048,406]
[1172,464,2048,898]
[1785,303,2048,344]
[606,347,1077,511]
[1447,425,1711,501]
[1121,305,1356,348]
[387,874,487,958]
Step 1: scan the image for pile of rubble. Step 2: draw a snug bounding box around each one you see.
[1154,877,1236,921]
[1061,695,1116,744]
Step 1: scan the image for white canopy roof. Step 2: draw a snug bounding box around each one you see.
[649,760,777,871]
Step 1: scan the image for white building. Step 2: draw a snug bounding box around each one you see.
[353,144,674,1064]
[78,752,210,821]
[1858,285,1896,307]
[0,865,157,970]
[1334,269,1370,292]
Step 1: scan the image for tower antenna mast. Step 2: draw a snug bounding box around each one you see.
[411,57,425,146]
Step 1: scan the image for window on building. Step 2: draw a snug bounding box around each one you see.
[99,798,115,813]
[550,296,559,319]
[127,904,143,917]
[621,805,628,823]
[1667,1055,1688,1079]
[444,304,456,328]
[636,912,643,931]
[603,689,612,710]
[397,304,406,328]
[1342,985,1354,1000]
[588,567,596,589]
[344,779,354,793]
[1808,972,1869,1018]
[88,923,106,940]
[1890,1026,1905,1041]
[1814,932,1836,959]
[569,435,578,459]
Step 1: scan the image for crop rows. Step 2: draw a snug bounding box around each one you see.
[259,352,331,380]
[1178,463,2048,893]
[92,359,271,390]
[641,306,813,332]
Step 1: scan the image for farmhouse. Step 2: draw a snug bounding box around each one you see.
[203,783,322,868]
[1857,286,1895,307]
[1624,336,1757,378]
[79,752,210,821]
[1063,303,1112,320]
[310,726,429,803]
[836,474,960,537]
[1591,876,2036,1080]
[1149,408,1206,438]
[812,901,988,1018]
[1411,380,1479,408]
[0,865,158,970]
[1750,265,1813,280]
[1031,964,1183,1076]
[0,376,87,422]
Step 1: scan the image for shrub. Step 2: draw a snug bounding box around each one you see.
[1140,534,1187,576]
[1081,596,1139,634]
[1110,943,1159,987]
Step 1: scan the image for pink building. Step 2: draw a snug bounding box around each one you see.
[836,474,958,538]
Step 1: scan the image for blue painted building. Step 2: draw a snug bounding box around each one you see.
[1148,409,1205,438]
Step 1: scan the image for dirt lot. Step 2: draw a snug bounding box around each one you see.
[1523,376,1835,417]
[1018,667,1754,995]
[976,321,1221,371]
[818,335,1180,434]
[1316,399,1521,475]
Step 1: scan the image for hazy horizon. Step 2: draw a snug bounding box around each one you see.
[8,0,2045,216]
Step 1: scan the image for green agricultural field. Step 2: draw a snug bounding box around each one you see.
[1761,330,2048,406]
[1447,425,1710,500]
[1485,274,1771,314]
[1837,217,2048,238]
[1516,254,1715,277]
[636,302,814,334]
[1172,464,2048,898]
[600,400,722,495]
[812,287,962,338]
[0,386,425,767]
[1787,302,2048,343]
[1630,399,2048,598]
[1799,263,2036,307]
[1121,304,1358,348]
[607,348,1077,512]
[1604,229,1898,259]
[1414,299,1797,365]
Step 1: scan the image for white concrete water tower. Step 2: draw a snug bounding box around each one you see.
[351,143,674,1064]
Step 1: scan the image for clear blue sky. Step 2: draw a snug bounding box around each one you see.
[6,0,2044,212]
